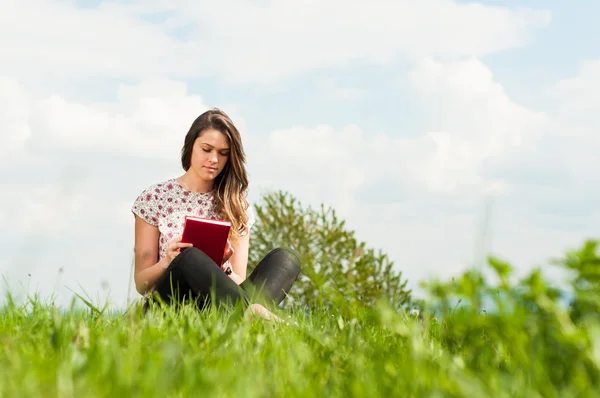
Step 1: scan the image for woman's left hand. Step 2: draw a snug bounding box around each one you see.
[222,239,235,266]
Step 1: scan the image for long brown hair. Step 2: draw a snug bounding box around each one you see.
[181,108,250,245]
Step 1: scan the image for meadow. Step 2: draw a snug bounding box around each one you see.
[1,239,599,397]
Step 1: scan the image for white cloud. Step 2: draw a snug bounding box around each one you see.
[554,60,600,125]
[255,57,547,204]
[0,0,551,88]
[161,0,550,85]
[404,57,548,192]
[250,124,367,215]
[0,77,31,160]
[0,0,196,89]
[0,76,210,161]
[547,60,600,185]
[317,78,363,101]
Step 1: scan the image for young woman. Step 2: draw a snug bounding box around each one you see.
[131,108,300,320]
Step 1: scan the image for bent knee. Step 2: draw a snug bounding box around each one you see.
[271,247,301,268]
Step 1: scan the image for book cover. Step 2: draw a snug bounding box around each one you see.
[181,216,231,266]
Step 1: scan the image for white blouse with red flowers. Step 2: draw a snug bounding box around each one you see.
[131,178,255,261]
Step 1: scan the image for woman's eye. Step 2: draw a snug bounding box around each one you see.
[220,152,229,157]
[203,148,211,153]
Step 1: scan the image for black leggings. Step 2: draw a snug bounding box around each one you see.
[148,246,301,311]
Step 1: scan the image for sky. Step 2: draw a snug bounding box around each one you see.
[1,0,598,309]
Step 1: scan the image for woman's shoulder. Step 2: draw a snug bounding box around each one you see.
[131,178,182,225]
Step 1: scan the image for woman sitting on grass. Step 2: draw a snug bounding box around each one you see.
[131,108,300,321]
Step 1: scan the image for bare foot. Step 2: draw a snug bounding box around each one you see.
[245,303,280,321]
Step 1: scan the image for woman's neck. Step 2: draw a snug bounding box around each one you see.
[178,172,213,193]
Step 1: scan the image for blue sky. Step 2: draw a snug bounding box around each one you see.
[478,1,600,102]
[0,0,598,308]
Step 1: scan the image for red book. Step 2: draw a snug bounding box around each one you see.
[181,216,231,266]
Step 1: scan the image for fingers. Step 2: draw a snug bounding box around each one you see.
[167,240,193,256]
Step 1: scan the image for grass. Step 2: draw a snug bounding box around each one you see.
[1,239,600,397]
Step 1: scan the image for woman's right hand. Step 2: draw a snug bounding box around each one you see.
[165,236,193,266]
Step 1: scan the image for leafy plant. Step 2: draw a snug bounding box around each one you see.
[247,191,412,313]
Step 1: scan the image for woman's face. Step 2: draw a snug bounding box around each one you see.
[190,128,230,182]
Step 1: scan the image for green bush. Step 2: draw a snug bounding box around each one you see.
[247,190,412,313]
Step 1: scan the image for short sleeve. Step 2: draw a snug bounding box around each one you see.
[245,203,256,234]
[131,187,159,227]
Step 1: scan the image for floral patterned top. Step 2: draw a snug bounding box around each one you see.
[131,178,255,261]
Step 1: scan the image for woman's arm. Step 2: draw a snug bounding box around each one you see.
[133,216,169,295]
[225,230,251,284]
